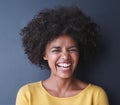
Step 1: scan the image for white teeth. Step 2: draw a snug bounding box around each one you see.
[57,63,71,67]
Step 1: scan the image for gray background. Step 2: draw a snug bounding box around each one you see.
[0,0,120,105]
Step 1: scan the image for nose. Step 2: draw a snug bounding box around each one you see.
[61,50,70,60]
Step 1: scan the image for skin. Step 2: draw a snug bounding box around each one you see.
[43,34,88,97]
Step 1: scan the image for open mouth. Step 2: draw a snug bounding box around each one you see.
[57,63,72,71]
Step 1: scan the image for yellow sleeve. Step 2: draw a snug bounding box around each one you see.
[97,88,109,105]
[16,86,30,105]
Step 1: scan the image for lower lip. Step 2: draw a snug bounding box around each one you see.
[57,66,71,73]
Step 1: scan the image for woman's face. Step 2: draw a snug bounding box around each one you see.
[43,35,79,79]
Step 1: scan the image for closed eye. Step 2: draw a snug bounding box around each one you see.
[50,47,61,53]
[68,46,79,52]
[51,49,61,53]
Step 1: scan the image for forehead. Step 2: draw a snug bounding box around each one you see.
[47,35,78,47]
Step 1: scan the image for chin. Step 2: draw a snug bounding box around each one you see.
[58,74,73,79]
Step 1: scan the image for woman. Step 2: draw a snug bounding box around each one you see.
[16,6,109,105]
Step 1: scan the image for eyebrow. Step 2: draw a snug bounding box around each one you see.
[68,46,78,49]
[50,46,61,50]
[50,46,78,50]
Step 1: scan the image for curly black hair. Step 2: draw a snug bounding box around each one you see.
[20,6,99,69]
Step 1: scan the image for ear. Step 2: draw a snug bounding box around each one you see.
[43,56,47,60]
[43,53,48,60]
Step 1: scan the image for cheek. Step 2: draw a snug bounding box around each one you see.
[72,52,79,58]
[72,53,79,63]
[47,58,58,71]
[47,54,58,65]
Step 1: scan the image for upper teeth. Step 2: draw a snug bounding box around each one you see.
[57,63,71,67]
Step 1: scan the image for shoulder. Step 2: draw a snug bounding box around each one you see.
[17,81,42,95]
[16,81,42,104]
[88,84,104,90]
[85,83,108,97]
[88,84,109,105]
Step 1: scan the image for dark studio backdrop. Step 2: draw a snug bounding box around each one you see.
[0,0,120,105]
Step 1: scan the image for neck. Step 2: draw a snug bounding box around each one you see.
[42,76,87,97]
[43,75,77,93]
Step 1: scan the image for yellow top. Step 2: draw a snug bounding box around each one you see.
[16,81,109,105]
